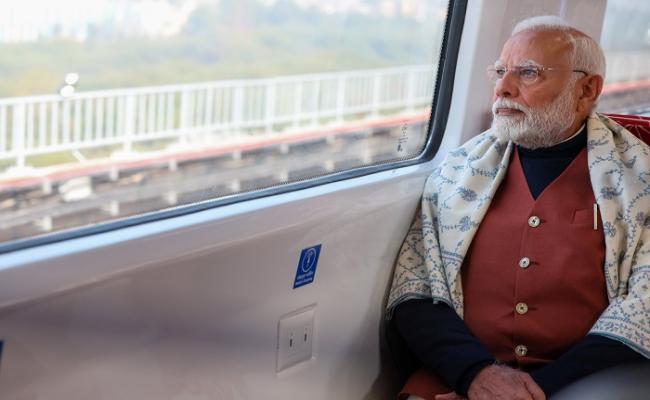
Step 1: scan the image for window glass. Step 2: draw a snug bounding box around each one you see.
[0,0,450,245]
[598,0,650,116]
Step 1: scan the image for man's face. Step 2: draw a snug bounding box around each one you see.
[491,30,582,149]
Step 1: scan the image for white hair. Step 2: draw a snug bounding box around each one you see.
[512,15,606,79]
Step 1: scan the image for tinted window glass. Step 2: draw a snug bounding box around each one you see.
[598,0,650,115]
[0,0,450,244]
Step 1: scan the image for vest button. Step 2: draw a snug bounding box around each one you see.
[516,302,529,314]
[515,344,528,357]
[528,216,541,227]
[519,257,531,269]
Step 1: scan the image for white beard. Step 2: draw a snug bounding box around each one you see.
[491,82,578,149]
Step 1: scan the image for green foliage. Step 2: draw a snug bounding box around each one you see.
[26,151,76,168]
[0,1,442,98]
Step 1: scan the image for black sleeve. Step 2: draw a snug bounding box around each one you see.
[392,299,495,396]
[530,334,645,396]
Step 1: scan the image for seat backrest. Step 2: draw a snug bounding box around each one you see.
[605,113,650,145]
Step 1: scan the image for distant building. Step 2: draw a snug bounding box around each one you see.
[0,0,200,43]
[290,0,445,21]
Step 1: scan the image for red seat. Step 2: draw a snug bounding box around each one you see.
[605,113,650,145]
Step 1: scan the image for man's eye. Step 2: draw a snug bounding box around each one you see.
[494,68,507,77]
[519,67,539,79]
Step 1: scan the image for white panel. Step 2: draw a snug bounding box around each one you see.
[0,164,430,400]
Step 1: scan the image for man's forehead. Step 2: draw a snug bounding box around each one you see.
[499,29,572,65]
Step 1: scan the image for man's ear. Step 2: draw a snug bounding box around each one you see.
[577,74,604,113]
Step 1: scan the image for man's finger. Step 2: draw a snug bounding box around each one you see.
[434,393,454,400]
[522,375,546,400]
[434,392,463,400]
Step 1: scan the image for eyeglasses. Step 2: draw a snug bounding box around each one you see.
[487,65,588,85]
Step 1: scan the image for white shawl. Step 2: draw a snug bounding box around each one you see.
[387,112,650,358]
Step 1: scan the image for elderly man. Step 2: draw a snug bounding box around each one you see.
[387,16,650,400]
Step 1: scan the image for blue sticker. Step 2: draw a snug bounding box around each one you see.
[293,245,322,289]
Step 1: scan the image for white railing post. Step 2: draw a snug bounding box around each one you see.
[156,93,165,133]
[147,94,156,134]
[265,81,276,134]
[232,85,244,134]
[191,90,202,141]
[406,69,416,112]
[137,95,146,135]
[95,97,104,142]
[62,99,71,145]
[371,71,382,117]
[85,98,94,142]
[50,102,59,148]
[293,79,303,128]
[106,97,115,138]
[204,88,214,134]
[312,79,320,126]
[0,107,8,154]
[179,90,190,144]
[123,94,135,153]
[73,99,82,144]
[166,92,174,131]
[336,75,346,123]
[38,102,46,149]
[26,104,34,150]
[0,64,441,167]
[11,103,26,169]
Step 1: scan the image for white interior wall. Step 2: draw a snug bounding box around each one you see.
[0,166,430,400]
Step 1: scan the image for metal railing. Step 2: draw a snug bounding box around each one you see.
[0,64,436,170]
[1,50,648,172]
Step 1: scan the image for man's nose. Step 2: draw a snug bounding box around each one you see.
[494,71,519,98]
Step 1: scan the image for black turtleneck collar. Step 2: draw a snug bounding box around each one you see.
[517,125,588,199]
[517,124,587,158]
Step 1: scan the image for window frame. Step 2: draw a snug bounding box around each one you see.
[0,0,467,255]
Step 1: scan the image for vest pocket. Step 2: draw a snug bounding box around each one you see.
[572,208,593,225]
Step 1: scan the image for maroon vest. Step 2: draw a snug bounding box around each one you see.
[461,148,608,368]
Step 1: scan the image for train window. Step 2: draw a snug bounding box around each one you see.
[0,0,453,249]
[598,0,650,115]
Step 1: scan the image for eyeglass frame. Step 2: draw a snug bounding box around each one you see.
[486,62,589,86]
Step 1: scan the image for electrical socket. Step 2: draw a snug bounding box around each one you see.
[276,305,316,372]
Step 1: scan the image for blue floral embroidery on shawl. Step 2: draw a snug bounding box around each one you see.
[386,113,650,359]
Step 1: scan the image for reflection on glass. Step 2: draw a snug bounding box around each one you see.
[598,0,650,115]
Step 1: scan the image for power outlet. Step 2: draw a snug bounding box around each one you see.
[276,305,316,372]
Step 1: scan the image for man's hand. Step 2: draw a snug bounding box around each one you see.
[467,364,546,400]
[435,391,465,400]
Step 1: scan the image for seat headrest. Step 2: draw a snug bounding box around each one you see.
[605,113,650,145]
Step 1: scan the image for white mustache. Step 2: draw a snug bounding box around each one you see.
[492,99,527,115]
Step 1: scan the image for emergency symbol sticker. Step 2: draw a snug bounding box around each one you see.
[293,245,322,289]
